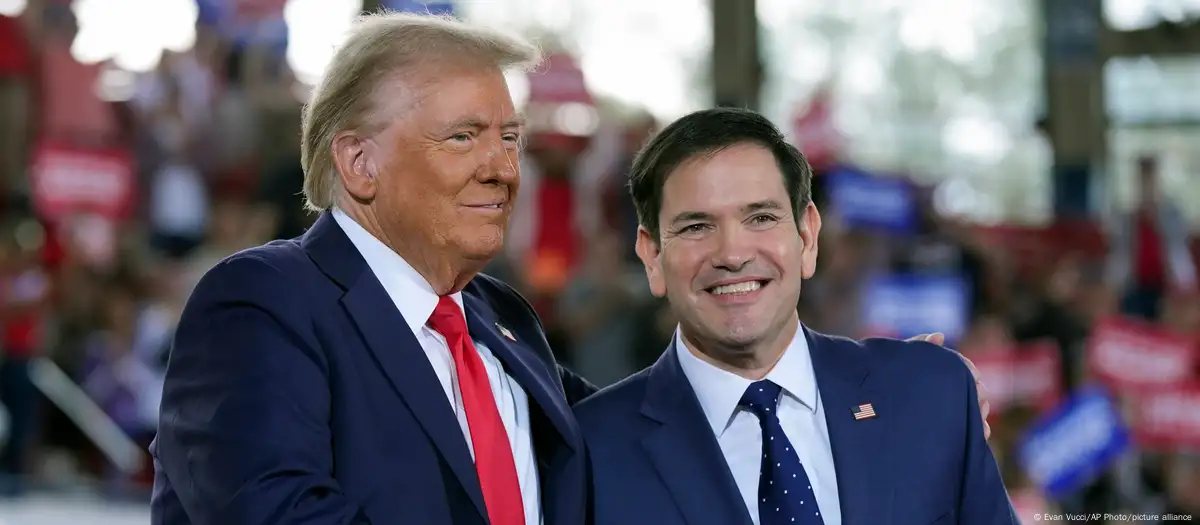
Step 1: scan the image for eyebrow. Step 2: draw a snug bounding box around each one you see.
[743,200,785,213]
[437,115,526,134]
[668,200,786,226]
[669,211,713,225]
[505,114,527,129]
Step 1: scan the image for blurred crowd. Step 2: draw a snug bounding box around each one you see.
[0,1,1197,523]
[0,0,302,496]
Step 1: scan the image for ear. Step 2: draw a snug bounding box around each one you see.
[798,202,822,279]
[634,225,667,297]
[332,131,378,202]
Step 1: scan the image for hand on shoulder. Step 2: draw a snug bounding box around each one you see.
[903,333,991,440]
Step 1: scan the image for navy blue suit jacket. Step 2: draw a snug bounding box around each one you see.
[151,212,594,525]
[575,328,1017,525]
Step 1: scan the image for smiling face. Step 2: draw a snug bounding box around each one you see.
[374,64,523,262]
[635,142,821,361]
[336,62,523,269]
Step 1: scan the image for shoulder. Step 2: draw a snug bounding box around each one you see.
[813,331,972,401]
[820,330,971,382]
[572,367,653,433]
[466,272,546,331]
[840,335,975,419]
[184,239,314,316]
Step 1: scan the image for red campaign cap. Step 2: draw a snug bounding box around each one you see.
[526,52,593,106]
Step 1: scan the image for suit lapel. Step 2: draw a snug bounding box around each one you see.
[806,328,893,525]
[639,343,753,525]
[301,213,488,520]
[461,291,579,452]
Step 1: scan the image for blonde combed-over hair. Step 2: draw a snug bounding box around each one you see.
[300,12,541,211]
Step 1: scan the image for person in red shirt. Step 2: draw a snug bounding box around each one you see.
[1107,156,1196,321]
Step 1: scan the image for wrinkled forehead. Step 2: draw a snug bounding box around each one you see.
[370,63,519,132]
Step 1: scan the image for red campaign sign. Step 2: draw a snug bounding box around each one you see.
[1087,317,1197,395]
[1132,383,1200,450]
[1009,488,1050,525]
[968,342,1062,413]
[30,142,135,222]
[791,88,840,171]
[233,0,288,21]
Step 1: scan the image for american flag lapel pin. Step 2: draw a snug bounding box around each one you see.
[852,403,876,421]
[495,323,516,342]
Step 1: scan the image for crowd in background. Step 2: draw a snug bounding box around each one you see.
[0,1,1197,523]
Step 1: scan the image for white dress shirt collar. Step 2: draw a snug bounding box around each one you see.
[332,208,465,332]
[675,324,818,437]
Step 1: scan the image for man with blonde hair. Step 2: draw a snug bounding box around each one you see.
[152,12,592,525]
[151,11,989,525]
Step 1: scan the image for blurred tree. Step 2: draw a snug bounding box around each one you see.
[459,0,1054,222]
[758,0,1049,224]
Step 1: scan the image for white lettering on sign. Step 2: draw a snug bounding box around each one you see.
[1143,391,1200,434]
[978,351,1059,409]
[1013,356,1057,400]
[34,153,129,204]
[867,280,965,340]
[836,179,909,219]
[1093,332,1191,386]
[1023,398,1117,487]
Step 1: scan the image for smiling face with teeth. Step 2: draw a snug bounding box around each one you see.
[634,141,821,372]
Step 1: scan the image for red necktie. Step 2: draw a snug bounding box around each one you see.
[427,296,525,525]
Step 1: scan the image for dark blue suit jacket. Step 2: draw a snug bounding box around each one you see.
[575,328,1017,525]
[151,212,595,525]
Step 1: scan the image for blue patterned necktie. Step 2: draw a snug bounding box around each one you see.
[740,380,826,525]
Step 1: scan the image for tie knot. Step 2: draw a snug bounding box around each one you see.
[427,296,467,341]
[739,380,782,419]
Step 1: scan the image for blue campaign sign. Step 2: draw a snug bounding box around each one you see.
[862,274,969,343]
[382,0,456,16]
[195,0,289,51]
[230,18,289,50]
[195,0,225,26]
[1018,387,1130,500]
[825,167,916,234]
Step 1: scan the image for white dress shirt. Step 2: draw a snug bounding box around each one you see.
[675,327,842,525]
[334,209,542,525]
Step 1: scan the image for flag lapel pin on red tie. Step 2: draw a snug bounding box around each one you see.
[495,323,516,342]
[852,403,876,420]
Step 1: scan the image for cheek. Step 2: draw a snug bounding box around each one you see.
[662,250,705,292]
[390,155,464,203]
[760,232,805,274]
[377,172,457,232]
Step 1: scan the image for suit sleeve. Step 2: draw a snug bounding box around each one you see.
[558,364,599,406]
[956,358,1019,525]
[154,256,371,525]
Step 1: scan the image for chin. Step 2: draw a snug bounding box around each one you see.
[717,323,770,348]
[457,229,505,261]
[688,316,766,349]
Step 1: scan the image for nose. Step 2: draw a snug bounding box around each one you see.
[478,137,519,185]
[709,225,755,272]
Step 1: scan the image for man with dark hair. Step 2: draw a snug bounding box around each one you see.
[575,108,1015,525]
